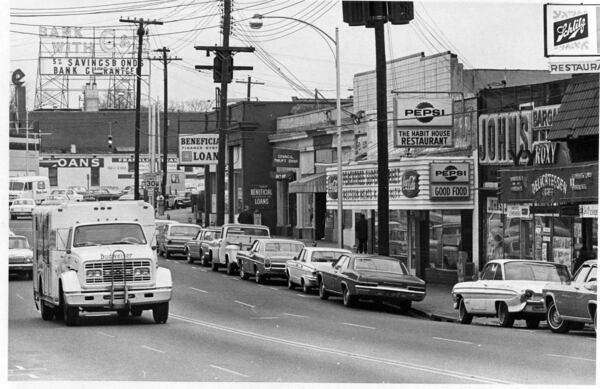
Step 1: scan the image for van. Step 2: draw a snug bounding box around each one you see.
[9,176,50,205]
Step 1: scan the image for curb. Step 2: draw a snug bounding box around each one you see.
[409,308,458,323]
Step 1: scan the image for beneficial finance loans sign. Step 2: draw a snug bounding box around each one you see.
[179,134,219,165]
[394,97,453,147]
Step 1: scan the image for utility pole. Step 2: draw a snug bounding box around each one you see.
[195,0,254,226]
[235,76,264,101]
[120,17,163,201]
[152,47,181,202]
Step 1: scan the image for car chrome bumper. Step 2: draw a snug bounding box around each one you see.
[165,244,187,253]
[264,267,287,278]
[354,285,426,302]
[63,287,172,309]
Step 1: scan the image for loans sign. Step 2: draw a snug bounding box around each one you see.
[178,134,219,165]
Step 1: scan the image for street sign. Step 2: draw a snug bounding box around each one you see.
[143,173,160,188]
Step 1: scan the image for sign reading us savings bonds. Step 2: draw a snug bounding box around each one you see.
[393,97,454,147]
[544,4,600,72]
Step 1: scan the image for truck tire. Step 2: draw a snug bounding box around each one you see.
[40,300,55,321]
[64,303,80,326]
[131,308,143,317]
[153,302,169,324]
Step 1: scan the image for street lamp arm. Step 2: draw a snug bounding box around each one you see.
[254,15,335,44]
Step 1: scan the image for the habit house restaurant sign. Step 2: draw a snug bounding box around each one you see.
[499,162,598,205]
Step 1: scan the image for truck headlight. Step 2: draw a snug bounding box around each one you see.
[134,267,150,276]
[86,269,102,278]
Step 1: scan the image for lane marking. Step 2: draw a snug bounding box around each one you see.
[282,313,309,318]
[234,300,255,309]
[342,322,376,330]
[16,294,25,300]
[209,364,249,378]
[269,287,278,291]
[546,354,595,362]
[198,268,207,273]
[432,337,474,345]
[9,373,39,379]
[141,345,165,354]
[296,294,311,298]
[190,287,208,294]
[253,317,279,320]
[191,267,198,269]
[97,331,115,338]
[9,367,46,372]
[170,313,514,384]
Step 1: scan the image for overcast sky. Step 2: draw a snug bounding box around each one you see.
[6,0,583,109]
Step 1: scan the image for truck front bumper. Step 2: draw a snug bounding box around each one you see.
[63,287,172,309]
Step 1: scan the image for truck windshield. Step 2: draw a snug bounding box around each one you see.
[9,182,25,191]
[73,223,147,247]
[9,237,30,249]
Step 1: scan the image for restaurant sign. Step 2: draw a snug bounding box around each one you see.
[499,162,598,204]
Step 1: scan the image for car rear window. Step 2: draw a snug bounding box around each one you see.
[312,251,348,263]
[228,227,269,236]
[265,242,304,252]
[354,257,408,274]
[170,226,201,236]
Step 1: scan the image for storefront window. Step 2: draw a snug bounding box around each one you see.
[486,213,503,261]
[553,217,573,268]
[429,210,461,270]
[503,217,533,260]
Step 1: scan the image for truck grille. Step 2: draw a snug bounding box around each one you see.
[10,256,28,264]
[85,260,152,283]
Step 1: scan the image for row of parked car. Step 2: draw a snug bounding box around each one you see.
[155,220,597,332]
[154,221,427,311]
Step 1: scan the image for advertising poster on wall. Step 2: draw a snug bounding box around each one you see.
[544,4,600,57]
[179,134,219,165]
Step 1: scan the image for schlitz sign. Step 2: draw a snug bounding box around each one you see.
[544,4,600,57]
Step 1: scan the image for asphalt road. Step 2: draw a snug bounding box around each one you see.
[8,218,597,384]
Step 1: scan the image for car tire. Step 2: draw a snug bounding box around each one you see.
[525,318,540,329]
[240,263,249,280]
[287,274,295,289]
[301,279,311,294]
[226,260,236,276]
[547,300,570,333]
[152,302,169,324]
[497,302,514,328]
[318,279,329,300]
[186,251,194,264]
[458,299,473,324]
[342,285,356,308]
[255,269,263,284]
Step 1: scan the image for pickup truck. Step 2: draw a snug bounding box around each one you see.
[206,223,270,275]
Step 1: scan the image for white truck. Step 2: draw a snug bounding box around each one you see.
[207,223,271,275]
[32,201,173,326]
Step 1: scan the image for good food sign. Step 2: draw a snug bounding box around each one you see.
[179,134,219,165]
[394,97,453,147]
[544,4,600,57]
[429,162,470,201]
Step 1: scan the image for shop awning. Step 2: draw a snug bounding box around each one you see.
[289,172,327,193]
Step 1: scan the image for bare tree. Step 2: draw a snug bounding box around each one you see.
[168,99,213,112]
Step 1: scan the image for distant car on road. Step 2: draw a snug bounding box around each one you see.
[185,227,221,265]
[158,223,202,259]
[9,235,33,279]
[543,259,597,333]
[452,259,571,328]
[83,187,123,201]
[286,247,352,293]
[10,198,36,219]
[50,189,83,202]
[317,254,426,311]
[238,238,305,283]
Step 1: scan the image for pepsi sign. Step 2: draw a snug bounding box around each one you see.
[430,162,470,183]
[395,97,453,127]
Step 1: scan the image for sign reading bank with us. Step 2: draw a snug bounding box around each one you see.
[179,134,219,166]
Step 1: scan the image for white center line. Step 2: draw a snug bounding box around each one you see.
[282,313,309,318]
[16,294,25,300]
[546,354,596,362]
[433,337,474,345]
[190,287,208,294]
[97,331,115,338]
[141,345,165,354]
[209,364,249,378]
[342,322,376,330]
[234,300,255,309]
[191,266,198,269]
[269,287,278,291]
[253,317,279,320]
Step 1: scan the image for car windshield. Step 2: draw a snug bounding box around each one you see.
[9,182,25,191]
[9,237,29,249]
[265,242,304,252]
[228,227,269,236]
[73,223,147,246]
[354,257,408,274]
[312,251,348,263]
[51,190,66,194]
[13,199,33,205]
[504,262,570,281]
[170,225,201,236]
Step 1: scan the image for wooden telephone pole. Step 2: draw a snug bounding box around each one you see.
[235,76,264,101]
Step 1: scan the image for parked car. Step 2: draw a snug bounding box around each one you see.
[452,259,571,328]
[173,192,192,209]
[10,198,36,219]
[158,223,202,259]
[185,227,220,265]
[155,220,179,252]
[50,188,83,202]
[543,259,597,333]
[68,185,88,195]
[119,192,135,201]
[9,235,33,279]
[207,223,271,275]
[83,187,123,201]
[238,239,305,283]
[286,247,352,293]
[317,254,426,311]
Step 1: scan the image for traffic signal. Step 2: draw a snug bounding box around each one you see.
[342,1,413,26]
[108,135,113,149]
[213,54,233,83]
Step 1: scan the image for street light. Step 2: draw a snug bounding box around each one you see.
[250,14,344,249]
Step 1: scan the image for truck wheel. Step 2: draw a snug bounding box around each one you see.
[497,302,514,328]
[64,302,80,327]
[131,308,143,317]
[458,299,473,324]
[40,300,55,321]
[153,302,169,324]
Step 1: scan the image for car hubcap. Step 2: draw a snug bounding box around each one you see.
[549,306,561,327]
